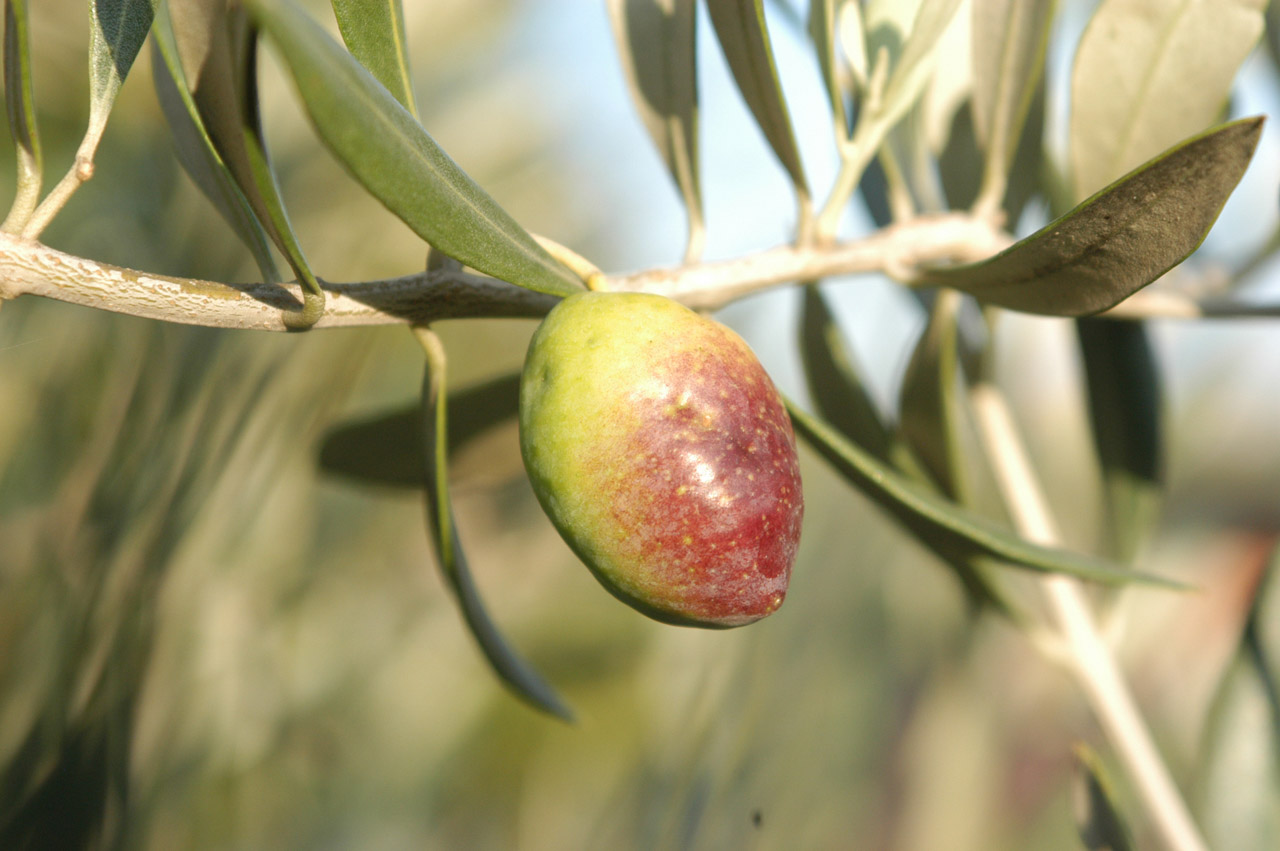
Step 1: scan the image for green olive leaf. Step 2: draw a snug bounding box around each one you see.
[1072,743,1136,851]
[318,372,522,489]
[246,0,582,298]
[920,117,1264,316]
[919,0,971,156]
[868,0,963,133]
[417,332,572,720]
[807,0,847,133]
[331,0,418,118]
[607,0,703,261]
[151,4,279,280]
[705,0,811,205]
[786,398,1181,586]
[1075,319,1163,563]
[1070,0,1266,199]
[2,0,42,232]
[970,0,1052,207]
[898,290,966,498]
[88,0,159,138]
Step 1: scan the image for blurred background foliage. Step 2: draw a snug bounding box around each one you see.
[0,0,1278,848]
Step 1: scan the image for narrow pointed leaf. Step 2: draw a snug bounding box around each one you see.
[1070,0,1265,199]
[88,0,159,135]
[921,118,1263,316]
[319,373,522,488]
[1072,743,1136,851]
[898,290,966,497]
[331,0,418,117]
[808,0,846,131]
[246,0,582,298]
[970,0,1052,182]
[417,332,572,720]
[2,0,42,232]
[1076,319,1162,562]
[872,0,963,132]
[706,0,810,199]
[607,0,703,259]
[786,399,1179,586]
[920,0,971,156]
[151,7,278,279]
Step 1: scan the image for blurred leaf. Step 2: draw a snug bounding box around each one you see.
[919,0,971,156]
[1075,320,1162,562]
[786,399,1178,586]
[168,0,324,322]
[1267,2,1280,73]
[88,0,159,135]
[808,0,847,133]
[937,101,980,209]
[1069,0,1265,199]
[607,0,703,261]
[921,117,1263,316]
[2,0,41,232]
[899,290,965,497]
[1001,78,1045,225]
[416,330,572,720]
[1072,743,1135,851]
[331,0,418,117]
[870,0,964,134]
[247,0,582,298]
[837,0,868,87]
[318,372,522,489]
[150,5,279,280]
[705,0,811,204]
[970,0,1052,205]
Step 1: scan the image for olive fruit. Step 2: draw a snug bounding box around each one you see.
[518,292,803,628]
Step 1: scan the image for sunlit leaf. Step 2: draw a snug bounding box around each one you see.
[705,0,811,207]
[318,373,522,489]
[970,0,1052,205]
[786,399,1178,586]
[808,0,847,132]
[331,0,418,117]
[247,0,582,298]
[88,0,159,136]
[2,0,42,232]
[1076,320,1162,562]
[151,4,279,280]
[919,0,971,156]
[1072,743,1135,851]
[416,330,572,720]
[868,0,964,134]
[921,117,1263,316]
[837,0,868,88]
[1070,0,1265,199]
[608,0,703,260]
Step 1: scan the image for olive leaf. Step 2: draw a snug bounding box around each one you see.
[1076,319,1163,563]
[807,0,847,133]
[705,0,811,208]
[2,0,41,232]
[1070,0,1266,199]
[318,372,522,489]
[88,0,159,140]
[246,0,583,299]
[919,0,971,157]
[417,331,572,720]
[920,117,1264,316]
[786,398,1180,586]
[331,0,418,117]
[166,0,324,324]
[607,0,703,261]
[865,0,963,135]
[898,290,966,498]
[1072,743,1136,851]
[150,4,279,280]
[970,0,1052,207]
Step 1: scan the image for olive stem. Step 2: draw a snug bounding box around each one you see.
[969,381,1208,851]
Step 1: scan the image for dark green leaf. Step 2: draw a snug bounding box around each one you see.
[705,0,810,203]
[1072,743,1135,851]
[607,0,703,260]
[898,290,965,497]
[167,0,324,323]
[786,398,1179,586]
[88,0,159,132]
[1266,2,1280,74]
[921,118,1264,316]
[417,332,572,720]
[2,0,42,231]
[331,0,418,117]
[1070,0,1265,199]
[970,0,1052,205]
[1075,319,1162,562]
[246,0,583,298]
[150,5,279,279]
[318,372,522,489]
